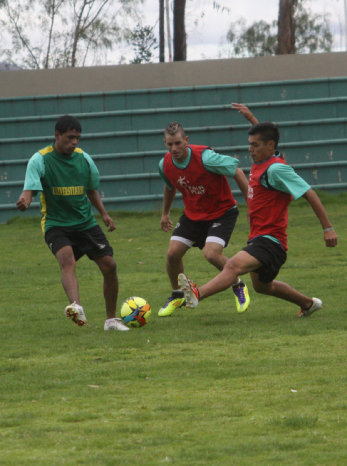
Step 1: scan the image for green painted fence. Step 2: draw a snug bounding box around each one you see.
[1,76,346,223]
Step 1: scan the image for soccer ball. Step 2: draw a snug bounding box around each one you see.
[120,297,151,328]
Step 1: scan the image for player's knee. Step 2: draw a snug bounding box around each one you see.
[57,252,76,270]
[166,248,182,264]
[108,260,117,276]
[252,282,264,294]
[100,256,117,277]
[203,248,218,264]
[224,256,242,276]
[252,281,271,295]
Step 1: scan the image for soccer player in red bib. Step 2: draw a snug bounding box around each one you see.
[158,104,258,317]
[178,122,338,317]
[16,115,129,331]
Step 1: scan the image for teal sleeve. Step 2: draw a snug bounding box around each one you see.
[23,152,45,191]
[202,149,239,176]
[83,152,100,190]
[159,158,174,189]
[266,163,311,200]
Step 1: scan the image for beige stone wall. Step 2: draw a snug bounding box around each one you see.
[1,52,347,98]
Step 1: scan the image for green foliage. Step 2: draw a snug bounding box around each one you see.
[126,24,158,64]
[227,0,332,57]
[0,200,346,463]
[228,18,277,57]
[294,2,333,53]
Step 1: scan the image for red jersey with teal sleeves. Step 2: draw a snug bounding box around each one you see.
[163,144,236,221]
[248,156,292,250]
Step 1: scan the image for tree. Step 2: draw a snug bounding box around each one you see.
[159,0,165,62]
[0,0,143,69]
[227,19,277,57]
[173,0,186,61]
[226,0,332,57]
[294,2,333,53]
[126,24,158,64]
[277,0,296,54]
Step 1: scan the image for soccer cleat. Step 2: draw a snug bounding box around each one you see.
[297,297,322,317]
[178,273,199,308]
[65,301,87,326]
[104,317,130,331]
[232,279,250,313]
[158,291,185,317]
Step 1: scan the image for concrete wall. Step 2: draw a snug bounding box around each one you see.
[1,52,347,98]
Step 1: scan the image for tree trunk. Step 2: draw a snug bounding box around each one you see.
[159,0,165,62]
[173,0,186,61]
[277,0,296,54]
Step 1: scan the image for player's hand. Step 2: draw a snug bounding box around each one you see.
[161,214,173,232]
[103,214,116,232]
[16,195,29,211]
[231,103,257,124]
[324,229,338,247]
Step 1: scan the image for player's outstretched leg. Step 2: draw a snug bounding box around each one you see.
[297,297,322,317]
[232,279,250,313]
[158,291,186,317]
[65,302,87,326]
[178,273,199,308]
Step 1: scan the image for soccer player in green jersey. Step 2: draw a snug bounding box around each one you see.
[16,115,129,331]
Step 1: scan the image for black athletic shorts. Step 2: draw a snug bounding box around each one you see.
[45,225,113,261]
[171,207,239,250]
[242,236,287,283]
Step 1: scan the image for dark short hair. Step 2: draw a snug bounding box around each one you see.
[164,121,186,138]
[248,122,280,148]
[55,115,82,134]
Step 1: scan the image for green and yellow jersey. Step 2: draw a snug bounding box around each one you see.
[24,144,100,233]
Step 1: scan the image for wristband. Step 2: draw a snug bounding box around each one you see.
[323,227,334,232]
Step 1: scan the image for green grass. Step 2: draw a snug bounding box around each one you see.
[0,193,346,465]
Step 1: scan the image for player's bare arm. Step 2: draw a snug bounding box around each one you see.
[303,189,338,247]
[233,168,249,201]
[87,189,115,232]
[232,103,259,125]
[16,190,33,211]
[161,185,176,232]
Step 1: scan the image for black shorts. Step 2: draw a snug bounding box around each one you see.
[242,236,287,283]
[171,207,239,250]
[45,225,113,261]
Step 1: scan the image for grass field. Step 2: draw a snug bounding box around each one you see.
[0,194,346,465]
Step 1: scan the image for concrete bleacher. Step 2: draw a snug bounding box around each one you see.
[0,76,347,223]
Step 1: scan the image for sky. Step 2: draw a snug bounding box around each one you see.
[124,0,347,62]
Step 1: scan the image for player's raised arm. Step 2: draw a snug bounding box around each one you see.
[232,103,259,125]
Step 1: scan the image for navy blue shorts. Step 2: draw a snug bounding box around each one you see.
[45,225,113,261]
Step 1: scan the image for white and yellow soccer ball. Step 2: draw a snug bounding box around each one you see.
[120,297,151,328]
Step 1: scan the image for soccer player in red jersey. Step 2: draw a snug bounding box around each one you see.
[179,122,338,318]
[158,104,258,317]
